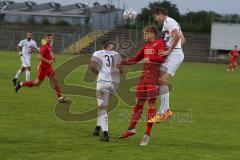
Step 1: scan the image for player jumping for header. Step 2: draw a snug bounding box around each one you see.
[148,8,186,123]
[119,25,166,146]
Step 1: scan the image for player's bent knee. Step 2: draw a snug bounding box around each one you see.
[21,67,26,72]
[98,105,108,110]
[34,79,42,86]
[136,98,146,105]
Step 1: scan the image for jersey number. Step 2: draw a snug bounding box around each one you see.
[105,55,114,67]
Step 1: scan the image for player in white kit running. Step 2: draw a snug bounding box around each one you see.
[149,8,186,123]
[90,41,123,142]
[12,32,38,86]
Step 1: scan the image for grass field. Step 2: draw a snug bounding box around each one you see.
[0,51,240,160]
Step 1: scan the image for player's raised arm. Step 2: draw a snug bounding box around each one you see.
[122,48,144,65]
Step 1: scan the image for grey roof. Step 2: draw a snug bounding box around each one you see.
[89,4,115,14]
[5,1,36,11]
[1,10,87,18]
[26,2,60,12]
[0,1,120,17]
[0,1,14,9]
[59,3,87,12]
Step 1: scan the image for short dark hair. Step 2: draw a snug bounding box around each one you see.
[144,25,158,35]
[27,31,32,34]
[234,45,238,48]
[102,40,116,49]
[154,7,168,16]
[46,33,53,37]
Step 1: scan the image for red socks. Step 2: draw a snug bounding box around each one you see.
[21,81,34,87]
[145,108,156,136]
[129,104,144,130]
[54,85,62,98]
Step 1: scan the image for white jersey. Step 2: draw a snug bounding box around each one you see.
[18,39,38,58]
[162,17,182,49]
[92,50,122,83]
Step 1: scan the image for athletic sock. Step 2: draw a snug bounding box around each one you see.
[15,70,22,79]
[97,110,101,127]
[26,71,30,81]
[145,108,156,136]
[21,80,34,87]
[54,85,62,98]
[158,85,169,114]
[128,104,144,130]
[99,110,108,132]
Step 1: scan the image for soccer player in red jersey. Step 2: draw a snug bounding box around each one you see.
[227,45,239,72]
[15,33,67,103]
[119,25,166,146]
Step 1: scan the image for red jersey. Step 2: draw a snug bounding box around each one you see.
[123,39,166,85]
[229,50,239,62]
[39,43,53,68]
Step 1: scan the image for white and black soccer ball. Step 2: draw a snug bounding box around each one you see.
[123,9,137,21]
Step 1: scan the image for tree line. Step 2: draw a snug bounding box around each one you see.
[133,1,240,33]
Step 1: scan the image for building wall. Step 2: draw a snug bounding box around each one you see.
[90,10,123,30]
[0,9,123,29]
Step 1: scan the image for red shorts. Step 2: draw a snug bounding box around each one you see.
[136,84,159,101]
[37,65,55,81]
[231,59,237,64]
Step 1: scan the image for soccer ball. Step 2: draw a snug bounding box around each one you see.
[123,9,137,21]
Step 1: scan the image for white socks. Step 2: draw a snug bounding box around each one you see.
[15,70,22,79]
[26,71,30,81]
[158,85,170,114]
[97,110,101,127]
[98,109,108,132]
[15,70,30,81]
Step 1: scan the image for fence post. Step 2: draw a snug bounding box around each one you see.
[78,33,81,55]
[62,34,65,54]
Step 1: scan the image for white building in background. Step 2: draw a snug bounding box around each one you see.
[0,1,124,30]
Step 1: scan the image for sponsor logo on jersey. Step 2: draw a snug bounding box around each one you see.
[145,49,155,55]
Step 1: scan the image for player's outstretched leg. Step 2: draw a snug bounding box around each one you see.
[15,79,41,93]
[119,99,145,138]
[50,76,68,103]
[232,62,237,71]
[227,64,233,72]
[148,80,174,123]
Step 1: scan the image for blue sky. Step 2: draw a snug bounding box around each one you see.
[12,0,240,14]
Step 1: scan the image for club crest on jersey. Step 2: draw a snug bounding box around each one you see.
[145,49,154,55]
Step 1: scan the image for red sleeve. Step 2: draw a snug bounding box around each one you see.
[122,47,145,65]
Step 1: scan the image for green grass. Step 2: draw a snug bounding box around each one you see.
[0,51,240,160]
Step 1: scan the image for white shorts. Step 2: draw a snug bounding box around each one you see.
[96,81,119,107]
[21,56,31,68]
[160,49,184,76]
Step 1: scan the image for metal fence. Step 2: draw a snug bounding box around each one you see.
[0,28,145,56]
[0,29,84,53]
